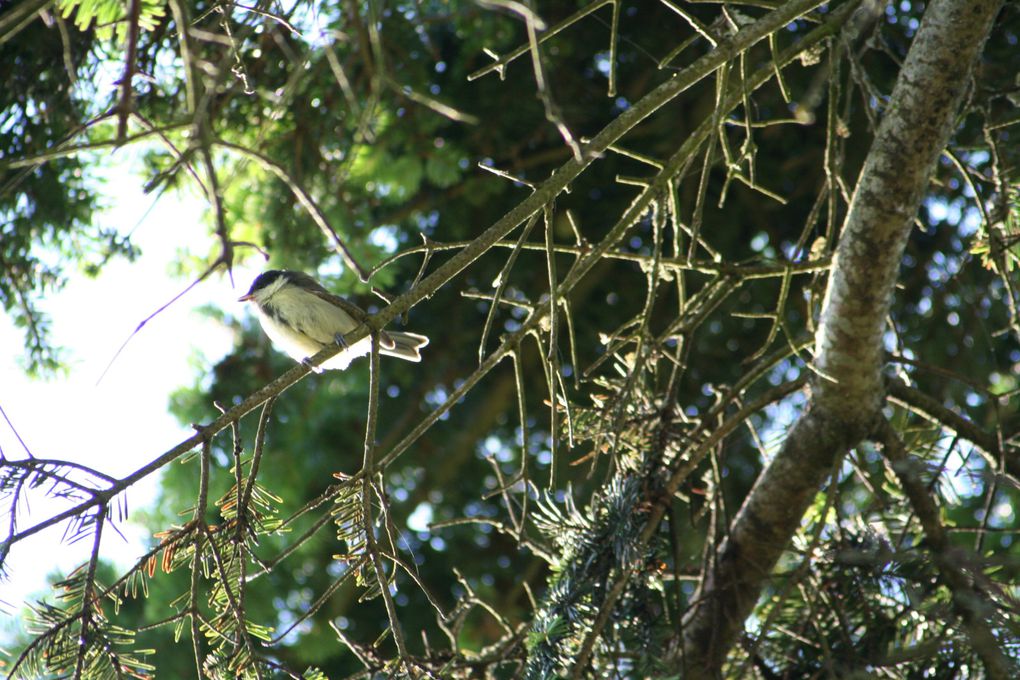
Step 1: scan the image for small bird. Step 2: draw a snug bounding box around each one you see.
[239,269,428,371]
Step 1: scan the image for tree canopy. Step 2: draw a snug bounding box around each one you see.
[2,0,1020,678]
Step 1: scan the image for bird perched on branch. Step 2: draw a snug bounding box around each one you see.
[239,269,428,371]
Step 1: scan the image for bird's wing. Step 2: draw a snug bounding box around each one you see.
[307,287,369,322]
[293,273,395,349]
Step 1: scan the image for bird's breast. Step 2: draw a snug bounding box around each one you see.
[255,305,324,362]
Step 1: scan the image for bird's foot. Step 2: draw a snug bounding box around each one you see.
[302,357,324,374]
[334,333,349,349]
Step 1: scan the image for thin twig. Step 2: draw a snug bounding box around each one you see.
[360,336,413,673]
[117,0,142,141]
[95,254,230,385]
[216,140,368,281]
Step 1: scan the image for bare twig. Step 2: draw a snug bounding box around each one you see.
[216,140,369,281]
[95,254,231,385]
[359,336,413,673]
[0,402,34,459]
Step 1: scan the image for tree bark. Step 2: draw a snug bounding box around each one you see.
[679,0,1006,674]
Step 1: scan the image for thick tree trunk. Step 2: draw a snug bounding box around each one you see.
[679,0,1005,674]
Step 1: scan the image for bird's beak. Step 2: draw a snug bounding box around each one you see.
[238,293,253,302]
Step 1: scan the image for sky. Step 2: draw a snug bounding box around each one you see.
[0,152,263,640]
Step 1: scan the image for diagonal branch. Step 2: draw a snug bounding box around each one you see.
[216,140,368,281]
[0,0,53,46]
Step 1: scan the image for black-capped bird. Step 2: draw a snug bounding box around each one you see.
[239,270,428,371]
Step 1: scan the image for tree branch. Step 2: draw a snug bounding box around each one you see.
[681,0,1005,672]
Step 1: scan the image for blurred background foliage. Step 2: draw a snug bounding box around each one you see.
[3,0,1020,676]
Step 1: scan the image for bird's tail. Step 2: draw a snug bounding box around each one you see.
[380,331,429,362]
